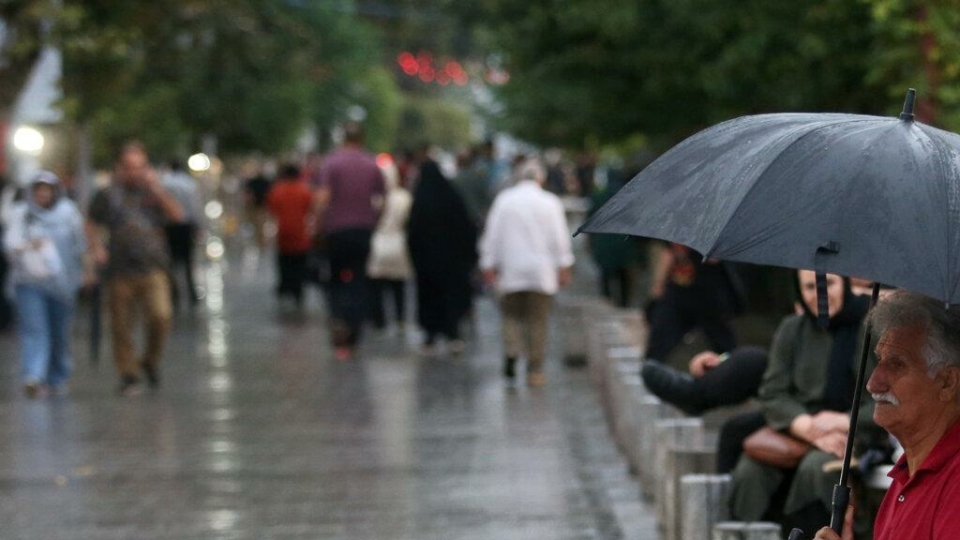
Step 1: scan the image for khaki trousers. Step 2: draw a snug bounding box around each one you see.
[499,291,553,373]
[108,270,172,377]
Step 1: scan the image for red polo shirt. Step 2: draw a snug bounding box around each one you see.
[875,418,960,540]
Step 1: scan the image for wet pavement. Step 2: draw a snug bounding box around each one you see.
[0,254,658,539]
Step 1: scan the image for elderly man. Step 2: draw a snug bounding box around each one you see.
[480,157,574,387]
[816,290,960,540]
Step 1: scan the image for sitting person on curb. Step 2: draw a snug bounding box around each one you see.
[728,270,885,537]
[815,291,960,540]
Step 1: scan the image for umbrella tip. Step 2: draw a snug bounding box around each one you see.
[900,88,916,121]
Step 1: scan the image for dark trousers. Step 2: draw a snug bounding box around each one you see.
[717,410,767,474]
[646,284,737,361]
[326,229,372,347]
[165,222,198,307]
[370,279,406,328]
[600,267,631,307]
[276,252,308,304]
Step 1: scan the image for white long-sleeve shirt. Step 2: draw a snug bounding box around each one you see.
[480,180,575,295]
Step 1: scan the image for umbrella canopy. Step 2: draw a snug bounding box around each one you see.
[579,93,960,304]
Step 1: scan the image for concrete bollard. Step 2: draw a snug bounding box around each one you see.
[664,448,716,540]
[681,474,731,540]
[654,418,705,528]
[635,396,679,499]
[588,321,623,389]
[713,521,783,540]
[613,378,645,470]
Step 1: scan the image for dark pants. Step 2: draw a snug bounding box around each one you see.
[370,279,406,328]
[600,267,631,307]
[326,229,372,347]
[276,252,308,304]
[646,283,737,361]
[165,222,198,307]
[717,410,767,474]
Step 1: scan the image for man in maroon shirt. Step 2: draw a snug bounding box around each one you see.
[816,291,960,540]
[315,123,385,360]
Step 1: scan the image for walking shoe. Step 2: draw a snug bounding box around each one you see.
[23,381,44,399]
[503,357,517,379]
[526,372,547,388]
[449,339,466,355]
[118,375,143,397]
[142,363,160,389]
[640,360,703,415]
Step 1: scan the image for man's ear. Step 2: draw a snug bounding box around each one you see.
[937,366,960,402]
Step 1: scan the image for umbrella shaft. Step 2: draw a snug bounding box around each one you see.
[832,282,880,532]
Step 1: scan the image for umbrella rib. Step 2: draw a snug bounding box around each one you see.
[705,117,876,260]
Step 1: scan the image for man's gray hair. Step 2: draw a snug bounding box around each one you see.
[518,157,546,184]
[868,290,960,375]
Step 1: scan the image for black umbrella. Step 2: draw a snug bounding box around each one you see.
[578,90,960,535]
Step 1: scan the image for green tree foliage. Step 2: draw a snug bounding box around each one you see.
[464,0,957,149]
[55,0,400,164]
[864,0,960,127]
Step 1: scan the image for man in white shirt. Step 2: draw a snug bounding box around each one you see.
[480,157,575,387]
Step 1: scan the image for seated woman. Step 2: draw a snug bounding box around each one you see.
[727,270,882,535]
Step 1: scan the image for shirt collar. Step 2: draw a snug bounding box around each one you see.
[889,417,960,482]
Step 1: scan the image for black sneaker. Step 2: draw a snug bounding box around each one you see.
[640,360,703,415]
[503,357,517,379]
[119,375,142,397]
[142,363,160,388]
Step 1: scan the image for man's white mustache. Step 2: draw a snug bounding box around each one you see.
[872,392,900,406]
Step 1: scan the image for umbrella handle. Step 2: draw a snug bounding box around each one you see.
[830,282,881,532]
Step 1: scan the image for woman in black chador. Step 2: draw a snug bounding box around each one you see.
[407,160,478,352]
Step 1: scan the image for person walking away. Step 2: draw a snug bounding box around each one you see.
[480,158,575,387]
[243,165,272,253]
[407,160,477,353]
[87,142,184,396]
[3,171,86,397]
[266,164,313,308]
[162,159,203,309]
[315,123,385,360]
[366,161,412,330]
[587,169,640,307]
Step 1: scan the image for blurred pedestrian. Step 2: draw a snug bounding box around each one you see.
[367,160,412,330]
[587,169,639,307]
[243,165,272,253]
[453,145,495,226]
[266,164,313,308]
[3,171,86,397]
[645,243,745,362]
[407,160,477,354]
[315,122,385,360]
[162,159,203,309]
[480,157,574,387]
[87,141,184,396]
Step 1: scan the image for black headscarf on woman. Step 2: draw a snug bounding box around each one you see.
[793,274,869,412]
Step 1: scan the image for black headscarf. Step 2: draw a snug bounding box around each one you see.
[794,274,869,412]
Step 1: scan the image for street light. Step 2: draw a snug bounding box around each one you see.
[12,126,44,155]
[188,152,211,172]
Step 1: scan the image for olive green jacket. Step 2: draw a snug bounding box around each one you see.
[758,314,880,441]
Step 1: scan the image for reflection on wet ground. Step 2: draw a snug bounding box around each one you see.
[0,257,658,539]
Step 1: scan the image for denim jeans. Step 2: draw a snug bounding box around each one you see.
[15,285,75,387]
